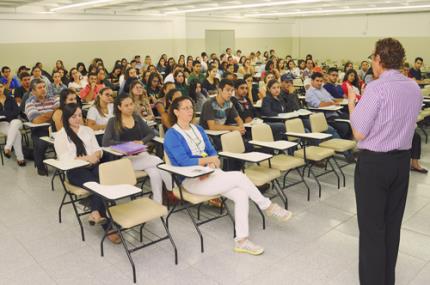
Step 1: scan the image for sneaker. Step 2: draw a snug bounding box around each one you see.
[37,166,48,176]
[265,203,293,222]
[234,239,264,255]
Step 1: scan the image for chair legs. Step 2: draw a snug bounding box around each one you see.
[185,207,205,253]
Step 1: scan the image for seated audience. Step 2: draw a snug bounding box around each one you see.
[357,60,370,80]
[341,69,361,100]
[68,68,87,92]
[305,72,351,139]
[202,65,219,94]
[323,68,344,99]
[109,65,122,91]
[164,96,292,256]
[261,79,288,117]
[0,82,25,166]
[146,72,163,102]
[0,66,20,93]
[188,60,206,84]
[102,94,171,203]
[79,72,104,103]
[14,71,32,105]
[97,68,114,90]
[188,81,208,113]
[409,57,425,86]
[174,70,189,97]
[54,103,120,244]
[237,58,255,76]
[87,87,114,131]
[48,71,67,97]
[31,65,51,88]
[25,78,60,175]
[129,80,154,122]
[52,88,80,132]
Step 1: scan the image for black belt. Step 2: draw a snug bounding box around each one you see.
[359,149,410,156]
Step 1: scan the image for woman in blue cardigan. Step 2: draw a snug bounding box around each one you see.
[164,96,292,256]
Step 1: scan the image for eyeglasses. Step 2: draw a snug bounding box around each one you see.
[179,106,194,111]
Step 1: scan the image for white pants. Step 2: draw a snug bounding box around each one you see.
[183,169,271,239]
[128,152,172,203]
[0,119,24,161]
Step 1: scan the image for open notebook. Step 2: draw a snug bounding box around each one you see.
[111,142,147,156]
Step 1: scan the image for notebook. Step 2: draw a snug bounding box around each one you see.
[111,142,147,156]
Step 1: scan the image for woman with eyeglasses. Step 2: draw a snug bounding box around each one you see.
[102,94,171,203]
[164,96,292,256]
[86,87,114,131]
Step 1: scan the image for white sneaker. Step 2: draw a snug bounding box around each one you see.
[265,203,293,222]
[234,239,264,255]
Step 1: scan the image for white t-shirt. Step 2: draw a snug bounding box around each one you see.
[173,124,206,156]
[164,73,174,84]
[54,125,102,161]
[68,80,87,91]
[86,103,114,125]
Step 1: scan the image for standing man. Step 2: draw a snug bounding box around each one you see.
[348,38,422,285]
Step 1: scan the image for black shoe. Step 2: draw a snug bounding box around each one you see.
[37,167,48,176]
[257,183,270,193]
[411,167,428,174]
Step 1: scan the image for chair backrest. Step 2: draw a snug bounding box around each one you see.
[251,123,274,142]
[309,113,329,133]
[220,131,245,153]
[158,124,165,138]
[163,151,172,165]
[422,88,430,96]
[99,158,137,185]
[285,118,305,142]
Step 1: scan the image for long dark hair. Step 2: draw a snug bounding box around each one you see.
[59,88,79,110]
[62,103,86,156]
[113,94,133,133]
[168,96,194,126]
[165,88,181,110]
[188,80,201,103]
[343,69,359,88]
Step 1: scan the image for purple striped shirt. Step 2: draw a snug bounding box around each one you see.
[351,69,422,152]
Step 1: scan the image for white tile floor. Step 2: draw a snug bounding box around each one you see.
[1,140,430,285]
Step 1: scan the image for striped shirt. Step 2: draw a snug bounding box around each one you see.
[25,94,59,122]
[350,69,422,152]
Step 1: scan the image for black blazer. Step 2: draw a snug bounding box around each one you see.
[0,95,20,122]
[261,94,287,117]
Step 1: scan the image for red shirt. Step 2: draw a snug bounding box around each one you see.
[79,83,105,101]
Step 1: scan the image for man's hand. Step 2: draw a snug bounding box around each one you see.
[347,85,356,103]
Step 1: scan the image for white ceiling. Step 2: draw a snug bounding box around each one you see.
[2,0,430,18]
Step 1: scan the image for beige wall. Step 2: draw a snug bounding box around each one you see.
[294,37,430,64]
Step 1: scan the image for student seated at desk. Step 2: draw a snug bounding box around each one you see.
[174,70,189,97]
[129,80,154,122]
[0,82,25,166]
[156,88,183,130]
[232,79,285,140]
[323,68,344,99]
[164,96,292,256]
[261,79,288,117]
[305,72,351,139]
[25,78,60,175]
[87,87,114,131]
[199,79,246,149]
[51,88,80,132]
[79,72,104,103]
[188,80,208,113]
[202,65,219,94]
[102,94,171,203]
[54,103,120,244]
[341,69,361,100]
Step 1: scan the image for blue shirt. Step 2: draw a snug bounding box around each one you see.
[323,83,344,99]
[305,86,335,107]
[0,76,21,90]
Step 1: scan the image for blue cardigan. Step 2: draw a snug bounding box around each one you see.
[164,125,217,167]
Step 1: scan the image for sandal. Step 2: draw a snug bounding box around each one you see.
[107,231,121,244]
[88,216,107,226]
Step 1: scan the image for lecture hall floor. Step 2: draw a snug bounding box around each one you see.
[1,142,430,285]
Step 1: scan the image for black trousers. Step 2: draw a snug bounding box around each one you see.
[67,165,108,230]
[411,132,421,160]
[355,150,410,285]
[31,127,50,170]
